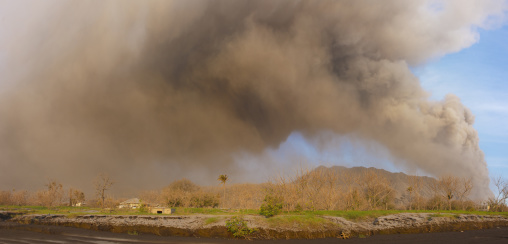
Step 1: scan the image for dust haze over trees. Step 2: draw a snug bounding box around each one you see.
[159,178,219,208]
[0,189,28,206]
[36,180,64,207]
[0,0,505,198]
[0,166,504,212]
[94,174,114,208]
[140,167,481,212]
[0,179,86,208]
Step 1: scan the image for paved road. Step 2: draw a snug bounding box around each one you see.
[0,225,507,244]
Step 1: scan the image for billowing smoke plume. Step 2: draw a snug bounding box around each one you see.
[0,0,505,197]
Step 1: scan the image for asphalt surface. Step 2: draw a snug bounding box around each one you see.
[0,225,507,244]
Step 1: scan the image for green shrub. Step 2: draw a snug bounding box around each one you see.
[138,201,147,213]
[166,196,183,207]
[259,195,283,218]
[294,203,303,212]
[225,216,256,239]
[465,205,476,211]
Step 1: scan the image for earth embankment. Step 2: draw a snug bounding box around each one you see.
[2,212,508,240]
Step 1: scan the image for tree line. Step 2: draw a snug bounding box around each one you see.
[0,173,114,208]
[1,170,507,212]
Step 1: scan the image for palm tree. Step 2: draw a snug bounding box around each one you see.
[218,174,228,207]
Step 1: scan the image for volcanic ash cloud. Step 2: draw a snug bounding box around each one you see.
[0,0,505,197]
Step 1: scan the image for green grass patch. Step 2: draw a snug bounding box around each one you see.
[174,207,227,215]
[204,217,220,225]
[65,213,81,219]
[284,210,407,221]
[172,207,258,215]
[0,205,124,216]
[429,213,460,219]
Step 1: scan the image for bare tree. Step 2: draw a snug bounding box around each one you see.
[406,174,423,210]
[302,170,326,210]
[69,188,85,206]
[0,191,12,205]
[269,170,298,212]
[36,180,63,207]
[456,177,473,210]
[429,179,443,210]
[406,186,414,210]
[340,172,363,211]
[361,171,394,210]
[69,188,73,206]
[488,176,508,211]
[94,174,114,208]
[75,190,85,205]
[322,169,340,210]
[437,176,459,210]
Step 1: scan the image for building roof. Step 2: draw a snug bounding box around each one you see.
[120,198,141,204]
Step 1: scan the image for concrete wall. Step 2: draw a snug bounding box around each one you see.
[149,207,174,214]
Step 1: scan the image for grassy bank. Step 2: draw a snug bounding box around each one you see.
[0,205,258,217]
[262,214,339,229]
[3,205,508,240]
[2,205,508,221]
[303,209,508,220]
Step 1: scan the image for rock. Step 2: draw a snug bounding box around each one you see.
[6,213,508,240]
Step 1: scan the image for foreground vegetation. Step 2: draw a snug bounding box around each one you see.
[2,205,507,221]
[2,167,507,240]
[3,204,507,240]
[2,167,507,215]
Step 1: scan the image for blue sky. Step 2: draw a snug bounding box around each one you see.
[417,24,508,183]
[259,24,508,189]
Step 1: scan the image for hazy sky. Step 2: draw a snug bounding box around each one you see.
[0,0,507,197]
[419,26,508,185]
[264,24,508,190]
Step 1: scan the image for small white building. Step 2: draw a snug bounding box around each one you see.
[73,202,86,207]
[118,198,141,209]
[149,207,175,214]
